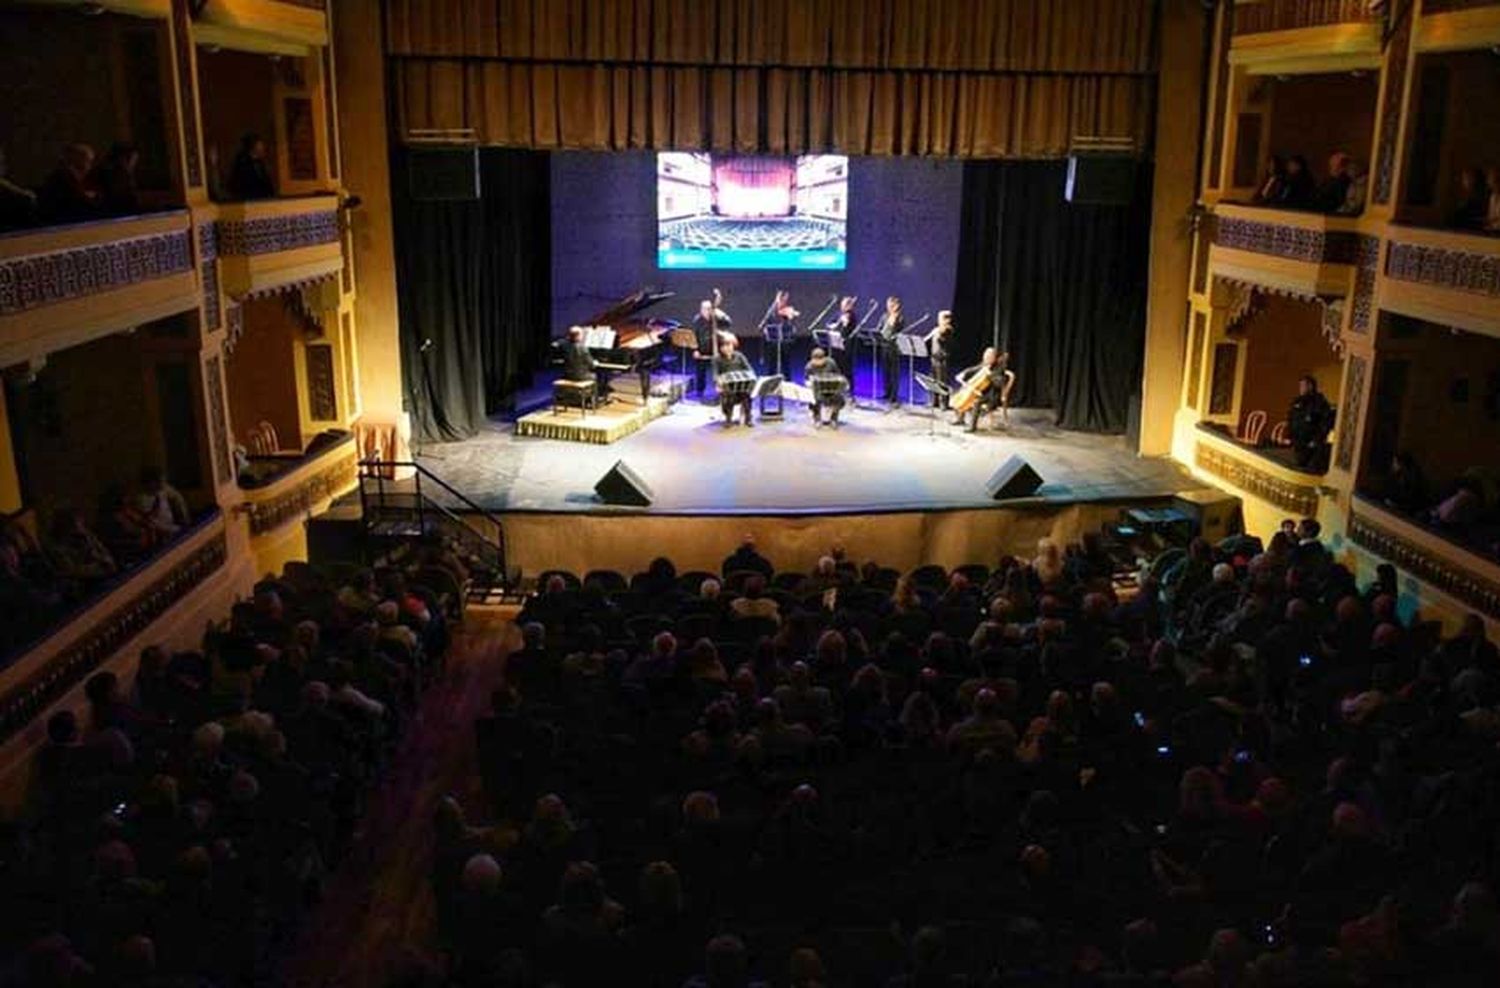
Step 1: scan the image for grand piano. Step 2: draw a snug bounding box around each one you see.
[553,288,678,404]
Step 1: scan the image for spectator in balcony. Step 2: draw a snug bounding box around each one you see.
[1379,451,1428,515]
[1449,167,1490,231]
[1253,155,1287,205]
[0,146,38,229]
[1338,158,1368,216]
[135,465,190,539]
[38,143,101,223]
[93,142,142,216]
[98,485,160,566]
[1315,152,1353,214]
[229,133,276,201]
[1282,155,1316,210]
[45,507,117,587]
[1287,374,1334,470]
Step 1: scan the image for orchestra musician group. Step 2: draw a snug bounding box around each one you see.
[561,288,1015,433]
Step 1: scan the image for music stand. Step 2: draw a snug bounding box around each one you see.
[896,333,928,412]
[915,372,950,438]
[764,323,791,377]
[851,327,884,410]
[669,327,698,393]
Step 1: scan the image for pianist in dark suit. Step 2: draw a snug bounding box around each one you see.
[804,348,846,428]
[691,299,733,400]
[711,337,754,428]
[562,326,607,396]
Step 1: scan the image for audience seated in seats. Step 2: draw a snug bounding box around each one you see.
[134,465,191,539]
[722,534,774,579]
[228,132,276,201]
[8,559,447,985]
[1315,152,1353,214]
[45,506,117,587]
[393,533,1500,984]
[1253,155,1287,206]
[1280,155,1316,209]
[37,143,101,224]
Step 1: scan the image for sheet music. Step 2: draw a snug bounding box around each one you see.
[581,326,616,349]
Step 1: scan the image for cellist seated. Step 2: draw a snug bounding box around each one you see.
[951,347,1015,433]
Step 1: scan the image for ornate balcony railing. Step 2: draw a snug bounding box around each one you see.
[207,195,342,301]
[1349,499,1500,621]
[1194,429,1323,517]
[1210,204,1374,304]
[1381,225,1500,338]
[241,431,359,537]
[0,515,227,747]
[0,211,199,366]
[1233,0,1381,35]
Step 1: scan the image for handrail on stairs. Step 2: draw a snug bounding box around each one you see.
[356,459,508,584]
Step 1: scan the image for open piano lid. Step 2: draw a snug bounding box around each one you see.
[584,287,678,329]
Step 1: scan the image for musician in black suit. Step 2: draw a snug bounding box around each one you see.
[712,337,755,427]
[804,347,846,428]
[879,295,905,405]
[925,310,954,409]
[692,298,733,400]
[953,347,1015,433]
[561,326,611,400]
[825,295,858,377]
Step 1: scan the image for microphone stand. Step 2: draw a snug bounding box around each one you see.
[758,295,782,376]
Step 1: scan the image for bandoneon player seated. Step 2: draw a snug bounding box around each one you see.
[804,347,846,428]
[712,337,755,428]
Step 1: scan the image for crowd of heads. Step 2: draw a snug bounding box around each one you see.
[1253,152,1367,216]
[1,467,193,657]
[1373,452,1500,563]
[3,559,454,986]
[0,142,144,230]
[429,529,1500,985]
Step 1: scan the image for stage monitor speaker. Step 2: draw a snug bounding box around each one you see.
[408,147,480,201]
[986,455,1044,501]
[1065,154,1137,205]
[595,460,653,506]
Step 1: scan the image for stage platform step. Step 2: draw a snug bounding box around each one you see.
[515,392,673,445]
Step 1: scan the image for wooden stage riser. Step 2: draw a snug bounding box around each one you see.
[515,394,672,444]
[491,502,1149,578]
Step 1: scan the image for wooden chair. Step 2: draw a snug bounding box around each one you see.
[552,378,598,417]
[1269,421,1291,447]
[1236,410,1268,446]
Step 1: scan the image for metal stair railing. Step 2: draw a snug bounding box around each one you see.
[356,459,512,597]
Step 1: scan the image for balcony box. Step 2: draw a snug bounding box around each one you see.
[210,195,342,301]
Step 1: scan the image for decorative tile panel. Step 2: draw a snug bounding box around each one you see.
[1196,443,1321,516]
[1215,217,1361,265]
[1372,11,1410,206]
[1209,342,1239,415]
[216,211,339,256]
[1349,509,1500,620]
[0,232,193,316]
[171,0,203,188]
[206,356,232,484]
[306,343,338,420]
[0,525,226,745]
[1350,236,1380,334]
[1385,241,1500,299]
[1335,354,1366,471]
[198,222,220,331]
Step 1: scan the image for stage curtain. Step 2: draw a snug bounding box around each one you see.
[951,160,1151,433]
[392,148,552,442]
[385,0,1157,157]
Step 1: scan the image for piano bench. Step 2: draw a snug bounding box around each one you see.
[553,379,599,416]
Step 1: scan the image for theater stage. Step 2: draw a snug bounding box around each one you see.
[416,400,1200,516]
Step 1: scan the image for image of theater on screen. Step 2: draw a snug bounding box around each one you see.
[657,152,848,270]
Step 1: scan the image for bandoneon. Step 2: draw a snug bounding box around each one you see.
[809,372,848,403]
[717,370,756,395]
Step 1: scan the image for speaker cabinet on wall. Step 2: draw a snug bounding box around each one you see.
[407,146,480,201]
[1065,154,1137,205]
[595,460,653,506]
[986,455,1044,501]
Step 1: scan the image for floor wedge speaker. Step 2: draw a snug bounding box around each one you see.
[595,460,653,506]
[986,455,1044,501]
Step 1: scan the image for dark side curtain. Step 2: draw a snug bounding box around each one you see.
[392,148,552,442]
[951,160,1151,434]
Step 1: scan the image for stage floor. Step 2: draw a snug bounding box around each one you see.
[415,398,1203,516]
